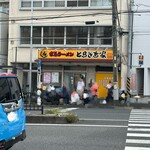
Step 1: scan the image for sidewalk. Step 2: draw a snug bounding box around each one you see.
[128,96,150,109]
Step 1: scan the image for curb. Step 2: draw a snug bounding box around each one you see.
[25,103,150,124]
[26,115,68,124]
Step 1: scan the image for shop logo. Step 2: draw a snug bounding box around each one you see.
[40,50,48,58]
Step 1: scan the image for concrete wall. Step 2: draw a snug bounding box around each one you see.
[132,0,150,95]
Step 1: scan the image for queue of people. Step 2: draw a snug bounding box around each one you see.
[41,78,127,106]
[71,78,99,105]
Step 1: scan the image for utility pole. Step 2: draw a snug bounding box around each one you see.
[127,0,134,99]
[112,0,119,102]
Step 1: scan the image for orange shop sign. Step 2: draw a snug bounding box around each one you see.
[38,49,113,60]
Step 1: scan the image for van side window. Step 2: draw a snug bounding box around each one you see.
[7,78,21,100]
[0,78,12,103]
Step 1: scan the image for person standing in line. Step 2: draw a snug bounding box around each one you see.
[76,77,85,99]
[105,80,113,90]
[105,80,113,102]
[90,81,99,101]
[62,82,70,105]
[70,89,80,105]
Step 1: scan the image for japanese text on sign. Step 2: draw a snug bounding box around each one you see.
[38,49,113,60]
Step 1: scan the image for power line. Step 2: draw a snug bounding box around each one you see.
[0,10,150,23]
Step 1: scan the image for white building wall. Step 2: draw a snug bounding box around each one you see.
[132,0,150,95]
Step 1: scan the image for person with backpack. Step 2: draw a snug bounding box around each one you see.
[119,90,127,104]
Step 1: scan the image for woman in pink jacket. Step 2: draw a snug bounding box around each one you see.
[90,82,99,98]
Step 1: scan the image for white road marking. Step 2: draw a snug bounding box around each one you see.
[26,123,127,128]
[125,147,150,150]
[126,139,150,144]
[128,124,150,127]
[128,128,150,132]
[132,110,150,112]
[129,120,150,123]
[130,118,150,121]
[127,133,150,137]
[125,109,150,150]
[130,115,150,119]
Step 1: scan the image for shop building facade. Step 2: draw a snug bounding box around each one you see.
[8,0,129,98]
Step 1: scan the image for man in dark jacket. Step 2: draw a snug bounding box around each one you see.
[62,82,70,104]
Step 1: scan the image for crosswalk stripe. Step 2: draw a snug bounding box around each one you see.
[124,109,150,150]
[127,133,150,137]
[128,124,150,127]
[130,116,150,119]
[128,128,150,132]
[126,139,150,144]
[129,121,150,123]
[125,147,150,150]
[132,110,150,112]
[129,119,150,120]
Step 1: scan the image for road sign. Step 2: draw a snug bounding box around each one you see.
[37,59,42,69]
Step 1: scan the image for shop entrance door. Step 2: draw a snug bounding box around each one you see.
[64,72,86,96]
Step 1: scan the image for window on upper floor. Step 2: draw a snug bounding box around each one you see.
[20,26,112,46]
[43,26,64,44]
[91,0,111,7]
[44,0,65,7]
[20,26,30,44]
[33,0,42,7]
[21,0,31,7]
[33,26,42,44]
[66,26,88,44]
[67,0,88,7]
[90,26,112,45]
[20,0,112,9]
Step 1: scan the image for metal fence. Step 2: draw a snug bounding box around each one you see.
[24,103,44,115]
[23,92,44,114]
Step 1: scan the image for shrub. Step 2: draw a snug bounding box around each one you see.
[45,108,60,116]
[65,112,79,123]
[45,108,79,123]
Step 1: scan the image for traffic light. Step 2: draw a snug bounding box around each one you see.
[139,54,143,65]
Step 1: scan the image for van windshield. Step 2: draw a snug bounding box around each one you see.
[0,78,22,103]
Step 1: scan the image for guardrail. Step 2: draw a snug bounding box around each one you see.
[24,103,44,115]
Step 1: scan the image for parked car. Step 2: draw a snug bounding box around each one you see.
[0,73,26,149]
